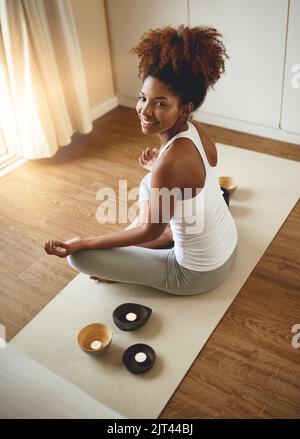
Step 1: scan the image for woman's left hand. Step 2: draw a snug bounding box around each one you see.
[44,236,84,258]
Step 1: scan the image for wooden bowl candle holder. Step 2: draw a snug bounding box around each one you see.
[219,176,238,194]
[77,323,112,355]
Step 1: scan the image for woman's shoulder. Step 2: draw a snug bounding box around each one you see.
[155,136,206,190]
[151,152,184,189]
[157,137,192,170]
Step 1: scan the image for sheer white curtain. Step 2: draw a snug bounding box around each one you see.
[0,0,92,160]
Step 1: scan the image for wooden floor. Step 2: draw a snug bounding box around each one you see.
[1,106,299,418]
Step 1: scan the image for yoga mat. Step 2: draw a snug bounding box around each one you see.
[0,344,125,419]
[10,144,300,419]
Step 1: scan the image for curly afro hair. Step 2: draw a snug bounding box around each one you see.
[131,24,229,111]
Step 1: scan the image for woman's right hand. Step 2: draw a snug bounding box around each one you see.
[44,236,83,258]
[139,147,158,171]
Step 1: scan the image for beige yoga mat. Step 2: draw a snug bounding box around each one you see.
[10,144,300,419]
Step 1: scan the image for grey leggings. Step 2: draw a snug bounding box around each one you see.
[67,244,237,296]
[67,173,238,295]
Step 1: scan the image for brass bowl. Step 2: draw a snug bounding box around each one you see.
[219,176,238,194]
[123,343,156,374]
[77,323,112,355]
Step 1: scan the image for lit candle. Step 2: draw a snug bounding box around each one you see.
[90,340,102,350]
[126,312,137,322]
[135,352,147,363]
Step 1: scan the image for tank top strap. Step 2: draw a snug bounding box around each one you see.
[157,122,193,159]
[171,121,212,171]
[157,121,212,172]
[157,137,175,159]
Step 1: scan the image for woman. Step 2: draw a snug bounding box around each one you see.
[44,25,238,295]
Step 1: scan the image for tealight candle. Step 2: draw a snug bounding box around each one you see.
[126,312,137,322]
[135,352,147,363]
[90,340,102,350]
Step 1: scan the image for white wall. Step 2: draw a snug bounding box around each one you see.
[105,0,300,144]
[105,0,188,98]
[281,0,300,134]
[190,0,288,129]
[72,0,118,119]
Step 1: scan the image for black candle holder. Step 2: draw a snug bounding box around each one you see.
[221,186,230,207]
[123,343,156,374]
[112,302,152,331]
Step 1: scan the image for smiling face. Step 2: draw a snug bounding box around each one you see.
[136,76,189,140]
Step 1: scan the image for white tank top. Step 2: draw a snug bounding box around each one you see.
[157,120,238,271]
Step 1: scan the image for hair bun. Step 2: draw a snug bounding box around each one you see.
[131,24,229,90]
[131,24,229,110]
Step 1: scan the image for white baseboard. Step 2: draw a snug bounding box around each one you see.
[118,95,300,146]
[196,111,300,145]
[0,157,28,178]
[118,95,137,109]
[90,96,119,122]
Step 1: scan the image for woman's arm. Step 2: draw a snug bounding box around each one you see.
[81,223,164,250]
[83,159,177,251]
[44,220,172,258]
[125,200,174,249]
[44,159,177,257]
[137,226,174,249]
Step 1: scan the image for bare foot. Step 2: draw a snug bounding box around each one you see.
[90,276,117,283]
